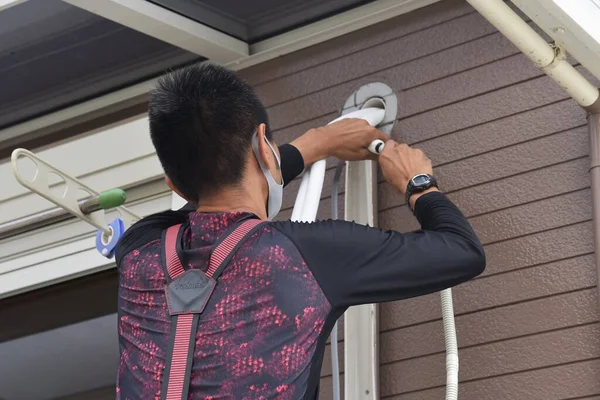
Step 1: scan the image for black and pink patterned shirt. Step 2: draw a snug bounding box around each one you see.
[114,145,485,399]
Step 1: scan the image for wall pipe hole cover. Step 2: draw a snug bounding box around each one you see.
[342,82,398,135]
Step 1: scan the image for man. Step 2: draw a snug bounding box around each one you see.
[115,62,485,400]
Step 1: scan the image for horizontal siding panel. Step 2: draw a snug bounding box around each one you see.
[482,221,594,276]
[287,131,591,219]
[399,66,598,144]
[379,155,590,213]
[257,13,523,108]
[381,253,595,329]
[278,97,589,217]
[381,222,594,329]
[432,127,589,193]
[415,99,585,165]
[381,126,589,209]
[380,288,598,363]
[470,189,591,244]
[385,358,600,400]
[396,51,544,119]
[381,188,591,244]
[269,76,583,153]
[380,323,600,395]
[445,157,589,217]
[241,0,474,85]
[273,112,338,145]
[265,28,554,133]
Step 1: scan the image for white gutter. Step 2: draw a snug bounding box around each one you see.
[466,0,599,108]
[510,0,600,82]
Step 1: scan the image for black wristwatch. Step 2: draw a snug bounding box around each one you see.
[405,173,438,211]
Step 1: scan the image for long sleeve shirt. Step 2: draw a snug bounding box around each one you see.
[114,143,485,400]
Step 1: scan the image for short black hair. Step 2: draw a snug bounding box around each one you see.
[148,62,271,204]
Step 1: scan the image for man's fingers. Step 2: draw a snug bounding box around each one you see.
[358,149,379,161]
[384,139,399,148]
[371,128,389,142]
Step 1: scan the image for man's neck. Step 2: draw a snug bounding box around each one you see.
[195,187,266,220]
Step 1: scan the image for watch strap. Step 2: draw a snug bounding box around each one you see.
[405,174,438,212]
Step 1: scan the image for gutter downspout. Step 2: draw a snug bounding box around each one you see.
[587,101,600,310]
[465,0,600,311]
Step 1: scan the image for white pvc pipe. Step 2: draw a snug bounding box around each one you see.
[441,288,458,400]
[466,0,599,108]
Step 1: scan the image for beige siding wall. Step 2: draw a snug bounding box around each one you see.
[239,0,600,398]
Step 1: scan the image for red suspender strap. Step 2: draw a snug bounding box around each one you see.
[160,218,264,400]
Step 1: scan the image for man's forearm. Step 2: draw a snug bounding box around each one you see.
[289,129,331,168]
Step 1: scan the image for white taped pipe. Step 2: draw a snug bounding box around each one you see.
[296,107,386,223]
[466,0,599,108]
[329,107,385,127]
[295,107,386,223]
[291,107,385,400]
[298,160,326,222]
[291,169,311,221]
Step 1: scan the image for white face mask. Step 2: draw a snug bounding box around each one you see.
[251,132,283,220]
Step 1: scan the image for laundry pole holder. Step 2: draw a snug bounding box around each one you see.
[10,148,140,258]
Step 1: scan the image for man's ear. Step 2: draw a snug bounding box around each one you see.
[256,123,282,184]
[165,175,190,203]
[257,124,277,167]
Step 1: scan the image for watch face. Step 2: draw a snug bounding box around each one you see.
[412,174,431,186]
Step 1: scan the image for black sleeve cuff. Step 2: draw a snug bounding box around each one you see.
[279,144,305,187]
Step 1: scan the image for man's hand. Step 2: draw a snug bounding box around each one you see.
[290,118,389,167]
[379,139,438,209]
